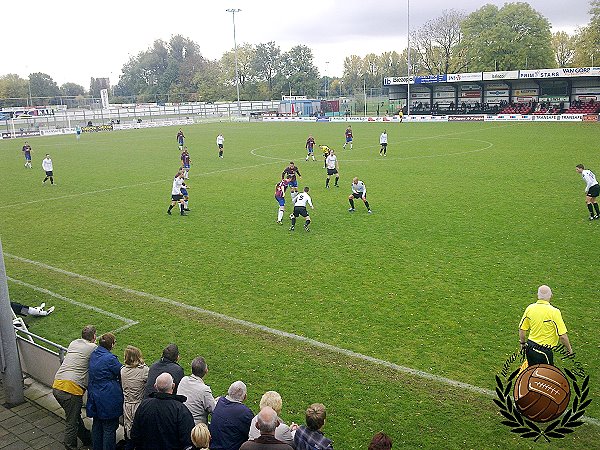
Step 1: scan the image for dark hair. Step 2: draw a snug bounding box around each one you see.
[576,164,585,169]
[305,403,326,430]
[81,325,96,342]
[162,343,179,362]
[368,432,393,450]
[99,333,116,350]
[191,356,208,377]
[303,186,310,193]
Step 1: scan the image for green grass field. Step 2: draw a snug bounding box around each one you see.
[1,120,599,449]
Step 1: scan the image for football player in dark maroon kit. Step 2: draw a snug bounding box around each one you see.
[281,162,302,194]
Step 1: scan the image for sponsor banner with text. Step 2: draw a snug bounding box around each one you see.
[460,84,482,91]
[82,124,114,133]
[483,70,519,81]
[414,74,447,84]
[447,72,482,82]
[520,67,600,79]
[514,88,538,96]
[383,76,413,85]
[0,130,41,139]
[448,115,484,122]
[583,114,599,122]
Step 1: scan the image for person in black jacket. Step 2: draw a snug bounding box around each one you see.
[131,372,195,449]
[144,343,184,398]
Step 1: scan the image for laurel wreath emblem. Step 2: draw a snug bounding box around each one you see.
[494,367,591,442]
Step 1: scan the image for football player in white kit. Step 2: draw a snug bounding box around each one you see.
[290,186,314,232]
[575,164,600,220]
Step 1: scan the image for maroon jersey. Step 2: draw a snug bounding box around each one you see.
[345,128,353,139]
[275,179,289,197]
[282,166,301,182]
[181,152,191,165]
[306,137,315,150]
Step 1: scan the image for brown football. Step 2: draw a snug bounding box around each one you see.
[513,364,571,422]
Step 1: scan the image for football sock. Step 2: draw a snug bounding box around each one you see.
[180,204,185,214]
[184,200,189,208]
[588,204,594,216]
[277,209,284,222]
[50,177,54,184]
[365,201,370,210]
[350,144,353,149]
[305,219,311,227]
[594,203,600,215]
[349,199,355,208]
[168,205,174,212]
[335,177,339,186]
[291,217,296,226]
[43,177,48,183]
[326,178,330,188]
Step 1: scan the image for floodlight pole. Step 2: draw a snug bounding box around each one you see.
[406,0,411,117]
[226,8,242,117]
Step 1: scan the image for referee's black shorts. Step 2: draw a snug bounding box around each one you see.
[525,340,554,366]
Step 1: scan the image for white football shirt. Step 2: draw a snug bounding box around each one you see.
[294,192,313,208]
[380,133,388,144]
[42,158,53,171]
[352,181,366,195]
[582,169,598,192]
[172,177,184,195]
[216,135,224,145]
[325,154,337,169]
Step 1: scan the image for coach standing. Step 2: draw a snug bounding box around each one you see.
[518,285,573,366]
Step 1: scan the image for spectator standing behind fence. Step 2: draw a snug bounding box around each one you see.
[294,403,333,450]
[52,325,97,450]
[248,391,295,447]
[86,332,124,450]
[121,345,149,445]
[177,356,216,425]
[210,380,254,450]
[144,343,184,398]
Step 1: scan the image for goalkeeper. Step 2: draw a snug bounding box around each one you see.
[320,145,331,168]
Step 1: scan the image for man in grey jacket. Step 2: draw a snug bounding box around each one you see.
[52,325,97,449]
[177,356,216,424]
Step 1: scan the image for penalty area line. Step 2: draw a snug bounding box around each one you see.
[7,276,138,334]
[4,252,599,427]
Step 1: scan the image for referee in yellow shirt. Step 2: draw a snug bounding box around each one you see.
[519,285,573,366]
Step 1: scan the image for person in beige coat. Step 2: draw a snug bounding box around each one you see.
[121,345,149,441]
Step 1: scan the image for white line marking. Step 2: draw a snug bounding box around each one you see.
[7,276,138,334]
[5,252,599,426]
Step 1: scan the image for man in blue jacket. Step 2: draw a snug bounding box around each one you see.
[209,381,254,450]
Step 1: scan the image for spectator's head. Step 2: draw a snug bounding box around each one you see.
[305,403,327,431]
[576,164,585,173]
[81,325,96,342]
[191,356,208,378]
[155,373,174,394]
[124,345,144,367]
[191,423,210,449]
[162,343,179,362]
[538,285,553,301]
[369,432,393,450]
[259,391,283,415]
[227,381,247,402]
[257,406,279,435]
[98,333,116,351]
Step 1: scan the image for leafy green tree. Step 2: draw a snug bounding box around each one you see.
[252,42,281,98]
[220,43,258,99]
[0,74,28,101]
[29,72,60,100]
[412,9,467,75]
[461,3,554,71]
[574,0,600,66]
[276,45,319,97]
[60,82,86,97]
[552,32,576,67]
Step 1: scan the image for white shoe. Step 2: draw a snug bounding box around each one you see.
[348,208,355,212]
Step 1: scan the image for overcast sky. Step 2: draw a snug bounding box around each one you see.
[0,0,593,88]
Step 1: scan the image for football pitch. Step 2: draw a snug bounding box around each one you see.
[1,120,599,449]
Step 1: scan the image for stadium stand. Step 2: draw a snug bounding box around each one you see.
[563,99,600,114]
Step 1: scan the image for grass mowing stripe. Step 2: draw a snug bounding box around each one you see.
[7,276,138,333]
[7,251,600,428]
[0,158,283,210]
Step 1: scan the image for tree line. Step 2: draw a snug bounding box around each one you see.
[1,1,598,106]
